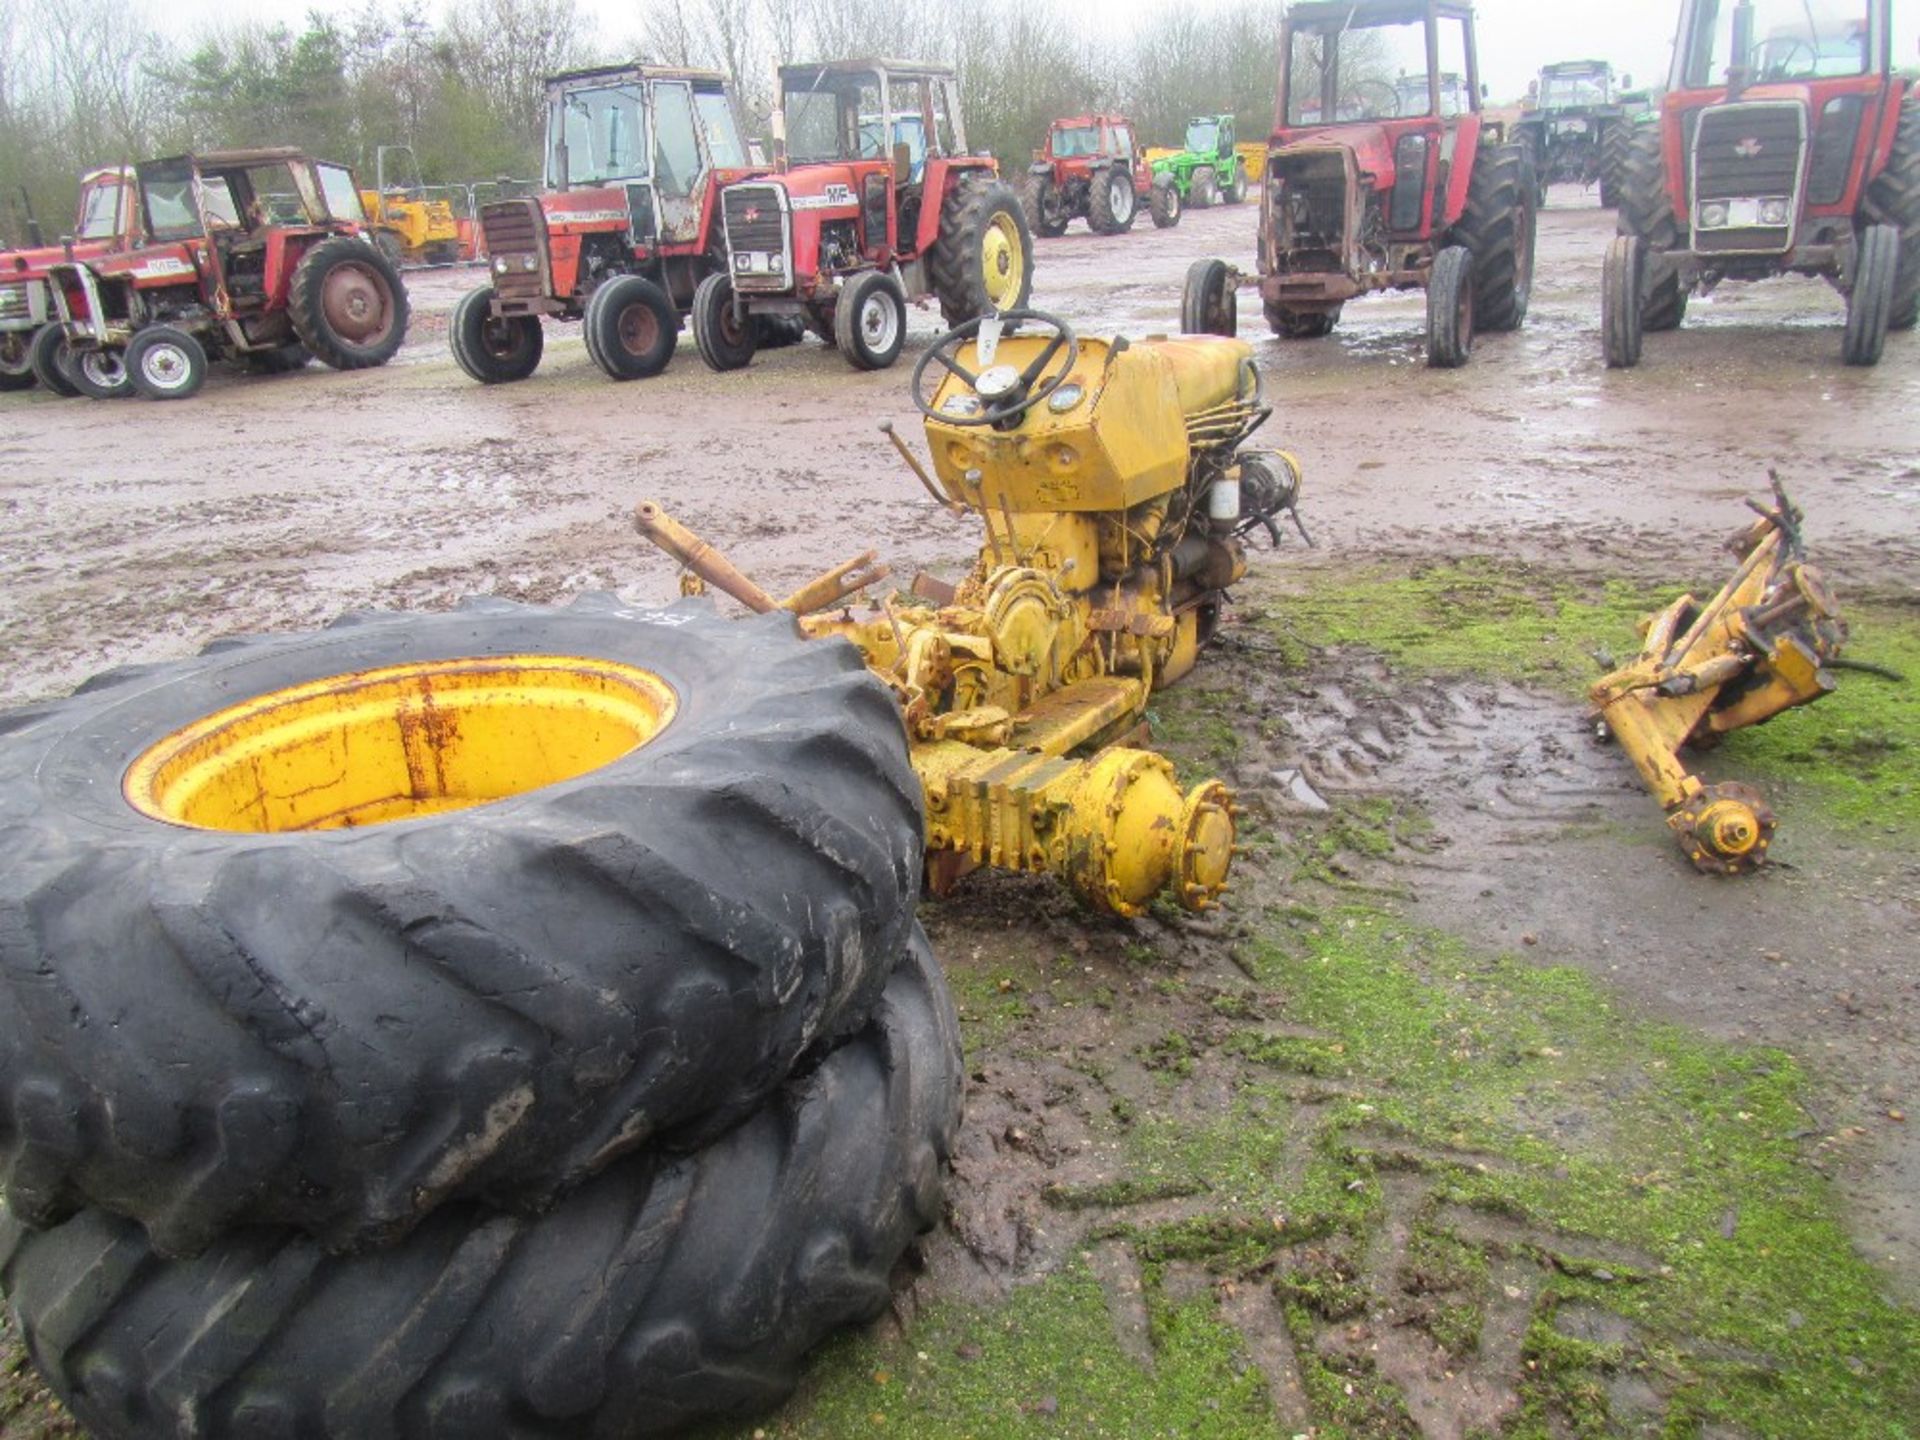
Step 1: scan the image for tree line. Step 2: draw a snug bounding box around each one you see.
[1,0,1285,246]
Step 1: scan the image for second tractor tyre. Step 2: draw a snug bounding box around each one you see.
[1616,123,1689,332]
[1181,258,1237,337]
[1087,165,1136,235]
[1862,94,1920,331]
[690,272,756,372]
[586,275,679,380]
[1223,163,1247,204]
[1426,245,1475,369]
[1191,166,1218,208]
[1843,223,1899,367]
[834,271,907,370]
[0,924,964,1440]
[125,326,208,400]
[27,325,80,398]
[1018,171,1068,238]
[1149,176,1182,228]
[1602,234,1645,369]
[0,596,924,1255]
[1453,142,1536,333]
[1265,300,1339,339]
[68,346,133,400]
[0,331,36,391]
[450,285,544,383]
[930,174,1034,328]
[287,236,409,369]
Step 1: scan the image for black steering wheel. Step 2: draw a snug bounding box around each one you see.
[1752,37,1818,79]
[913,309,1081,428]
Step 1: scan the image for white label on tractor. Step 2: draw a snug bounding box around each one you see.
[551,210,630,226]
[130,257,194,280]
[790,185,856,211]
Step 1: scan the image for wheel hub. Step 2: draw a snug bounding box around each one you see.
[142,345,190,389]
[321,264,392,344]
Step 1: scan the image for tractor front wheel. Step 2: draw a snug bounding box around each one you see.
[288,236,409,369]
[126,326,208,401]
[1018,171,1069,238]
[1616,124,1689,332]
[451,284,544,383]
[834,271,907,371]
[1191,166,1219,208]
[931,174,1034,328]
[1149,177,1183,228]
[1087,166,1137,235]
[1426,245,1475,368]
[1223,163,1247,204]
[1602,234,1645,369]
[27,324,80,397]
[1181,258,1237,337]
[1843,223,1899,367]
[586,274,678,380]
[1453,143,1536,333]
[68,345,133,400]
[690,272,755,372]
[0,330,36,391]
[1265,300,1339,339]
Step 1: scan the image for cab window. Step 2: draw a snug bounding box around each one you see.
[76,181,125,240]
[653,80,705,197]
[694,87,747,169]
[317,164,366,223]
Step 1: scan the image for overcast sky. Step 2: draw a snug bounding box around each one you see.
[137,0,1920,103]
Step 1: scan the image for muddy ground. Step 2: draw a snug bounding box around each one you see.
[1,192,1917,1438]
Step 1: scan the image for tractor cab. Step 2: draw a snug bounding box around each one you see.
[1535,61,1616,112]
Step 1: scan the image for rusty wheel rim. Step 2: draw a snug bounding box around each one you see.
[0,333,31,377]
[320,262,395,347]
[618,302,660,357]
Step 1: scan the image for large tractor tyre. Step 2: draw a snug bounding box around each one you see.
[586,275,679,381]
[834,271,907,371]
[1598,120,1633,209]
[1017,171,1068,238]
[1180,258,1237,337]
[1426,245,1476,369]
[1265,299,1340,340]
[0,926,963,1440]
[1223,162,1248,205]
[68,346,134,400]
[1615,123,1689,332]
[287,236,409,370]
[27,325,80,398]
[0,596,924,1256]
[930,174,1034,328]
[1191,166,1219,208]
[690,272,756,372]
[125,327,209,401]
[373,230,407,267]
[752,314,808,349]
[1086,165,1137,235]
[1862,94,1920,331]
[1602,234,1646,369]
[241,344,314,376]
[1842,223,1899,367]
[1452,142,1536,333]
[450,285,544,384]
[0,331,37,391]
[1149,176,1183,229]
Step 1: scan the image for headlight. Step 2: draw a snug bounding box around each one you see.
[734,253,750,271]
[520,255,537,272]
[1758,198,1791,226]
[493,256,509,273]
[1047,382,1085,413]
[1700,202,1730,228]
[769,254,784,273]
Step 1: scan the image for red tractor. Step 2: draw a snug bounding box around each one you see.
[690,60,1034,372]
[1,168,138,395]
[454,64,783,385]
[1019,115,1167,235]
[1603,0,1919,368]
[41,149,409,401]
[1181,0,1537,369]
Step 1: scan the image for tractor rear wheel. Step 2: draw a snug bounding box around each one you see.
[27,325,80,398]
[1018,171,1069,238]
[753,314,808,348]
[1843,223,1898,366]
[0,924,962,1440]
[1453,142,1536,333]
[587,274,678,380]
[834,271,907,371]
[0,331,36,391]
[1181,259,1237,337]
[931,174,1033,328]
[68,345,133,399]
[1602,234,1645,369]
[125,326,208,400]
[1223,162,1247,204]
[1149,177,1183,228]
[242,343,314,375]
[1087,165,1137,235]
[1598,119,1632,209]
[1265,300,1339,339]
[0,596,923,1255]
[1191,166,1219,208]
[451,284,544,383]
[1426,245,1475,368]
[288,236,409,370]
[1862,94,1920,331]
[1615,123,1689,332]
[690,272,755,371]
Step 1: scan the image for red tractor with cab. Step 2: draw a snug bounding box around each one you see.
[1020,115,1167,235]
[41,149,408,401]
[454,64,787,385]
[1,168,138,394]
[1603,0,1919,369]
[1181,0,1537,369]
[691,59,1034,373]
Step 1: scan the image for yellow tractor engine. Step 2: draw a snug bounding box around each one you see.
[637,309,1307,916]
[359,146,461,266]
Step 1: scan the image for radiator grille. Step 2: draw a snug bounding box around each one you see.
[0,283,29,324]
[723,184,787,256]
[480,199,548,301]
[1694,104,1804,201]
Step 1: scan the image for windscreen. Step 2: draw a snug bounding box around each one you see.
[140,162,239,240]
[1052,124,1102,157]
[1540,71,1611,107]
[551,84,651,186]
[1682,0,1872,85]
[75,180,125,239]
[1287,17,1435,124]
[317,164,366,223]
[1186,119,1219,154]
[694,87,747,168]
[784,72,880,162]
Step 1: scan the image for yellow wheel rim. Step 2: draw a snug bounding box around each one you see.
[980,211,1025,310]
[125,655,677,832]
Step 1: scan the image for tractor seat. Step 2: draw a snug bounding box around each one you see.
[1149,335,1256,415]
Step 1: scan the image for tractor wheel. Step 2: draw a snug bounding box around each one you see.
[1086,165,1137,235]
[931,173,1034,328]
[27,325,80,398]
[1598,120,1632,209]
[451,284,544,384]
[1149,176,1183,229]
[373,230,406,267]
[242,344,314,375]
[753,314,808,348]
[1191,166,1219,208]
[587,274,679,380]
[1602,234,1645,369]
[125,326,209,401]
[67,345,133,400]
[1426,245,1475,369]
[1018,171,1069,238]
[1843,223,1899,366]
[1862,93,1920,331]
[0,924,962,1440]
[1181,258,1237,337]
[288,235,409,370]
[834,270,907,371]
[690,272,756,372]
[426,240,463,266]
[1265,299,1340,339]
[1615,123,1689,332]
[1223,163,1247,205]
[0,596,923,1255]
[1453,142,1536,333]
[0,330,36,391]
